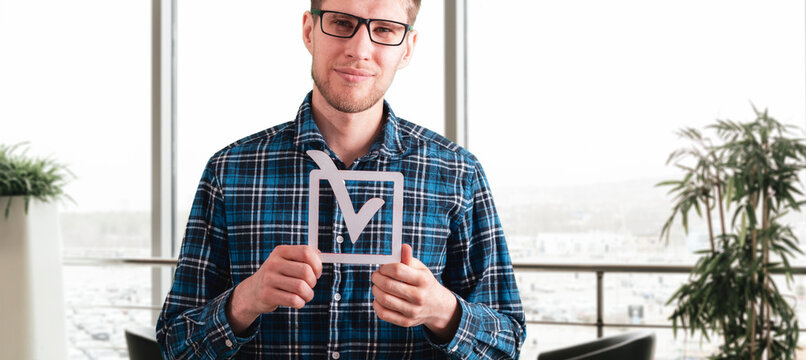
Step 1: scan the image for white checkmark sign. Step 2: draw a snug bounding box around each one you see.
[307,150,404,264]
[307,150,385,243]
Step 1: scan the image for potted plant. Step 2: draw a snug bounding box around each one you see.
[1,143,73,215]
[659,107,805,359]
[0,143,73,360]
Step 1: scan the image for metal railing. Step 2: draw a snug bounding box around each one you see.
[62,257,806,338]
[63,257,178,267]
[512,262,806,337]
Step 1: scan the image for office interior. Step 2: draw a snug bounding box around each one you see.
[1,1,805,359]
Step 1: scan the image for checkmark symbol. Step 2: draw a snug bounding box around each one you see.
[343,198,385,244]
[308,150,385,243]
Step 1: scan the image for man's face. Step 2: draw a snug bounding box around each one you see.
[303,0,416,114]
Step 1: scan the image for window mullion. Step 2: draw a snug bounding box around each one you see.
[151,0,176,323]
[444,0,468,148]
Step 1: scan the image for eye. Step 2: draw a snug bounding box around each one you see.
[325,13,357,31]
[371,21,403,37]
[332,19,353,28]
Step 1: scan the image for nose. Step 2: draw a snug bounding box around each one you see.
[344,23,373,60]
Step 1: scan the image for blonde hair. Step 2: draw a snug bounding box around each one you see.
[310,0,421,24]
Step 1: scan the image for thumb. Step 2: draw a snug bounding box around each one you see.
[401,243,413,266]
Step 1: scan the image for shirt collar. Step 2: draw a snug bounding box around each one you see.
[293,91,409,160]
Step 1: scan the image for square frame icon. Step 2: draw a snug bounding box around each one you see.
[308,169,403,264]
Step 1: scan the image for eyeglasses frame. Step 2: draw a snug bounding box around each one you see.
[310,9,413,47]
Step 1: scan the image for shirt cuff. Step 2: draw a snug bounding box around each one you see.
[423,292,480,356]
[203,287,261,357]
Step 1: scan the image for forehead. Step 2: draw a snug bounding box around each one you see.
[318,0,408,23]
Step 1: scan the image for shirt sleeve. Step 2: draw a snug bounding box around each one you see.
[424,160,527,359]
[156,161,261,359]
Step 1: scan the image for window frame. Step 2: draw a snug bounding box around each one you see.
[149,0,469,308]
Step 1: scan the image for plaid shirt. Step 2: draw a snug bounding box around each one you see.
[157,93,526,359]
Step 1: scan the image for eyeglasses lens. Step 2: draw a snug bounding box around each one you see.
[321,12,406,46]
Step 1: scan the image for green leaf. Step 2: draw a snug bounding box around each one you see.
[661,106,805,357]
[656,180,682,187]
[0,143,74,218]
[724,176,735,211]
[738,212,747,247]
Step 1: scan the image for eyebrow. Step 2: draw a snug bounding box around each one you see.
[315,9,409,26]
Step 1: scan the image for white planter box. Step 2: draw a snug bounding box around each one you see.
[0,196,67,360]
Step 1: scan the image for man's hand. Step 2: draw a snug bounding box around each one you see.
[371,244,462,343]
[226,245,322,335]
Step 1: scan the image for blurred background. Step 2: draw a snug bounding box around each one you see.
[1,1,805,359]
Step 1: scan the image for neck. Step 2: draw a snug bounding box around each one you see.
[310,87,385,167]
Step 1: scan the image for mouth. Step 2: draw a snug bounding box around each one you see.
[334,67,374,83]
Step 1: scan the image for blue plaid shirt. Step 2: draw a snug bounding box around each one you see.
[157,93,526,359]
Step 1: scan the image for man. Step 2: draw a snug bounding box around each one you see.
[157,0,526,358]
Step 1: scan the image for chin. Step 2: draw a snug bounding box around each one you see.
[314,75,386,113]
[335,86,375,103]
[333,92,383,113]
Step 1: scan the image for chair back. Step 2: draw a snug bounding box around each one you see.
[537,331,655,360]
[125,326,163,360]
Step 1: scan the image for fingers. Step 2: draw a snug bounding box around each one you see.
[270,272,315,303]
[372,285,417,314]
[250,245,323,312]
[278,260,318,289]
[376,262,426,286]
[399,243,427,270]
[372,300,411,327]
[372,298,416,328]
[278,245,323,279]
[371,271,421,305]
[407,257,427,270]
[269,288,309,309]
[303,246,323,279]
[401,243,413,266]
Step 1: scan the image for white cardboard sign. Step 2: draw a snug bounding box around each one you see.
[307,150,403,264]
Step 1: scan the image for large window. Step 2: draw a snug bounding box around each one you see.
[175,1,445,245]
[5,1,805,358]
[467,1,806,358]
[175,1,312,244]
[0,1,152,358]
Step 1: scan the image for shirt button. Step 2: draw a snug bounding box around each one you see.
[336,235,344,244]
[225,339,233,348]
[332,352,340,359]
[334,292,341,301]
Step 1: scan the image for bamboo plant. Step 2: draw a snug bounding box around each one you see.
[0,143,73,218]
[659,107,806,359]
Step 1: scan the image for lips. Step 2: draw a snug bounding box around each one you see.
[334,67,374,83]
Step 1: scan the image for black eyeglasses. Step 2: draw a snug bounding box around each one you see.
[311,9,412,46]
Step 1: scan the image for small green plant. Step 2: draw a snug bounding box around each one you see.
[0,143,74,218]
[659,107,806,359]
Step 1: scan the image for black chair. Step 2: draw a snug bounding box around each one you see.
[537,331,655,360]
[125,326,163,360]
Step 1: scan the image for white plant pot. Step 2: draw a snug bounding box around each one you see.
[0,196,67,360]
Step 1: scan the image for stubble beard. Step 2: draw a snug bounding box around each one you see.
[312,68,388,114]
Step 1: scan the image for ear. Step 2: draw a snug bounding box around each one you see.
[396,29,417,69]
[302,11,315,55]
